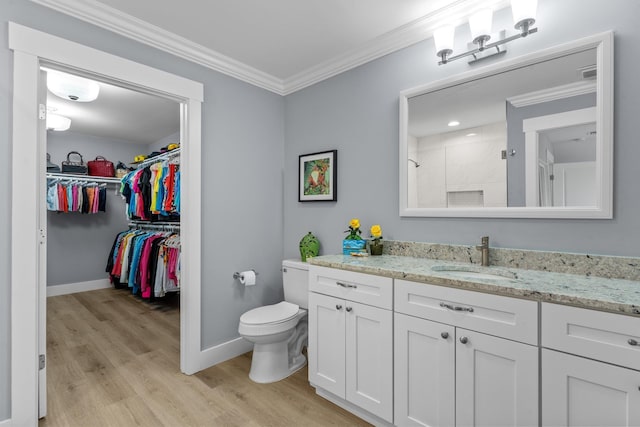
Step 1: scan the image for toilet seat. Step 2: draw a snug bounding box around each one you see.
[240,301,300,325]
[239,302,306,337]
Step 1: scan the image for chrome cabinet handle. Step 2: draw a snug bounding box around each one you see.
[336,304,342,310]
[346,307,353,312]
[441,332,449,339]
[459,336,469,344]
[440,302,474,313]
[629,339,639,346]
[336,281,357,289]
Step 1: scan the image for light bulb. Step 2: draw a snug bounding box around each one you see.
[46,113,71,131]
[469,8,493,46]
[47,70,100,102]
[511,0,537,33]
[434,25,455,61]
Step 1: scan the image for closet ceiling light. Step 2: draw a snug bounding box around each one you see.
[46,113,71,131]
[47,69,100,102]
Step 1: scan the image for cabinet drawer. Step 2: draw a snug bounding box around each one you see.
[309,266,393,309]
[542,303,640,371]
[395,279,538,345]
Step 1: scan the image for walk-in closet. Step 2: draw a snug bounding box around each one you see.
[42,66,183,423]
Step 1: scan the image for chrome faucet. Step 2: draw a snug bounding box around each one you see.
[476,236,490,267]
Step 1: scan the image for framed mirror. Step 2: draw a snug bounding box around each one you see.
[399,31,613,218]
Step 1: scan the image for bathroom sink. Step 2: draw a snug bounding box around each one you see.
[430,265,518,281]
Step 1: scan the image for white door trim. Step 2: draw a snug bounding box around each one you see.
[9,22,203,425]
[523,107,597,207]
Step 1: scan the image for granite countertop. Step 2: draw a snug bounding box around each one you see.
[308,254,640,317]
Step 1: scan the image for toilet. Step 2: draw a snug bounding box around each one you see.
[238,259,309,383]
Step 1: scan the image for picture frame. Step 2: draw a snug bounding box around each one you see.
[299,150,337,202]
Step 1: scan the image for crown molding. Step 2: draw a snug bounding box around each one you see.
[29,0,285,94]
[507,81,597,107]
[30,0,511,96]
[282,0,511,95]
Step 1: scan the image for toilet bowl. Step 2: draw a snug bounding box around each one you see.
[238,259,309,383]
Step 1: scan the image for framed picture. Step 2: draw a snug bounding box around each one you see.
[299,150,337,202]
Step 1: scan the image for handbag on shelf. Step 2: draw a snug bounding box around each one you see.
[46,153,60,173]
[115,161,129,179]
[88,156,115,177]
[61,151,88,175]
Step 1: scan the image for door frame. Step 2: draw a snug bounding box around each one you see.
[523,107,597,207]
[9,22,203,425]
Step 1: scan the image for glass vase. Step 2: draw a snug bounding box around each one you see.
[370,240,383,256]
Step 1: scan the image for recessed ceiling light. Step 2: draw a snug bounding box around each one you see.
[466,133,477,137]
[448,120,460,127]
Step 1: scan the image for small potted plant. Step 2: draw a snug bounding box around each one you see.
[369,224,383,255]
[343,218,366,255]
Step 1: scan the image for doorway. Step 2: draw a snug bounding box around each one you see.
[42,64,183,419]
[9,22,203,425]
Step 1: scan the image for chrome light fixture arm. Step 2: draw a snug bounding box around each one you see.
[438,26,538,65]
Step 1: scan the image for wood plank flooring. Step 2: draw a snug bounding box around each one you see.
[40,288,370,427]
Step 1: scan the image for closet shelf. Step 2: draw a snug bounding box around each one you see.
[46,173,122,185]
[130,148,180,169]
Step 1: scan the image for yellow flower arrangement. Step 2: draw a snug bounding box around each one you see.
[369,224,384,255]
[370,224,383,241]
[344,218,363,240]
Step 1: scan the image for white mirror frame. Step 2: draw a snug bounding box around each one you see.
[399,31,613,219]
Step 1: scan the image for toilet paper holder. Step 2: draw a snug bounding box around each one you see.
[233,270,258,280]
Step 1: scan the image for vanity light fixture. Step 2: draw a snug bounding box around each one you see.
[46,69,100,102]
[46,113,71,131]
[434,0,538,65]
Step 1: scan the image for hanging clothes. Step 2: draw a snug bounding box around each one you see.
[120,157,180,221]
[47,179,107,214]
[106,227,181,299]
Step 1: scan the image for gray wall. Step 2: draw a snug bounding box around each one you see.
[3,0,640,422]
[148,131,180,153]
[46,131,144,286]
[1,0,284,420]
[506,93,597,206]
[284,0,640,259]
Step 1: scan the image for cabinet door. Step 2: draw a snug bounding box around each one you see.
[394,313,455,427]
[542,349,640,427]
[456,329,538,427]
[308,292,345,398]
[345,301,393,422]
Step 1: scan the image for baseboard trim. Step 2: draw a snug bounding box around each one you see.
[197,337,253,371]
[47,278,111,297]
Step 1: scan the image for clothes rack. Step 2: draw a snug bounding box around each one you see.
[107,225,181,299]
[128,221,180,232]
[46,177,108,214]
[121,150,180,221]
[131,147,181,169]
[47,172,121,195]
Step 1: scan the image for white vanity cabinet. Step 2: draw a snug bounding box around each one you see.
[541,303,640,426]
[308,266,394,423]
[394,279,539,427]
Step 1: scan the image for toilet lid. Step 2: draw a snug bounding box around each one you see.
[240,301,300,325]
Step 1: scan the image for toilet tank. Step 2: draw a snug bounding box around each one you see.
[282,259,309,309]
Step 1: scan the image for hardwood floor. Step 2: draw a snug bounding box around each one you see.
[40,288,370,427]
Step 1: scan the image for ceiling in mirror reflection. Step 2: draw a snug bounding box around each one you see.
[407,48,597,138]
[399,31,613,218]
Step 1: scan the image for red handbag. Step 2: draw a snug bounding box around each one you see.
[87,156,115,177]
